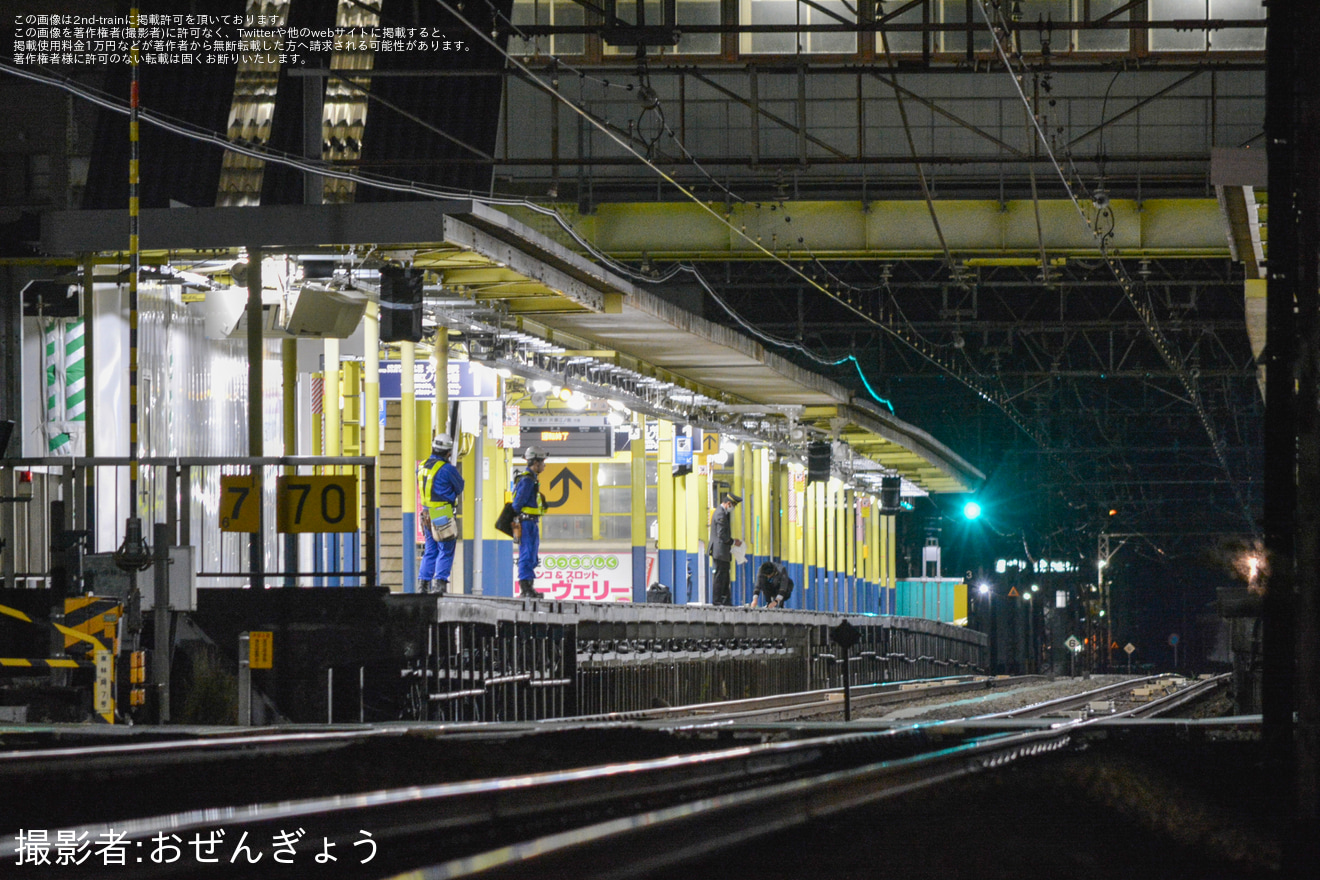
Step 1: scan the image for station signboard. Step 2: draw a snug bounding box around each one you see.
[378,360,498,401]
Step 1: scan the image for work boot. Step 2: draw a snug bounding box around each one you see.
[432,579,447,595]
[518,579,538,598]
[418,580,431,595]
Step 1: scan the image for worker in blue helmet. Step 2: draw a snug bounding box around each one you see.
[512,445,549,598]
[418,432,464,594]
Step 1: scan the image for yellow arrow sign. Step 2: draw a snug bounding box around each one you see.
[700,432,720,455]
[541,463,591,516]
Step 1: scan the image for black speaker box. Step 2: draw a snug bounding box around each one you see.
[807,441,831,483]
[879,475,902,513]
[379,266,424,343]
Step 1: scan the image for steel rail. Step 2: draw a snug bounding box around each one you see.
[395,727,1076,880]
[973,675,1163,720]
[1113,674,1231,720]
[0,724,976,878]
[568,674,1027,723]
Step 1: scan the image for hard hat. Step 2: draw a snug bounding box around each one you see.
[432,433,454,453]
[523,445,547,462]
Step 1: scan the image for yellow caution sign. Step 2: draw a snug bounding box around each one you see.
[220,474,262,532]
[276,475,358,533]
[541,463,591,516]
[62,597,119,656]
[249,631,273,669]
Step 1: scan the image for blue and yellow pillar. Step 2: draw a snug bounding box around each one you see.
[656,419,676,592]
[631,412,648,601]
[478,415,513,596]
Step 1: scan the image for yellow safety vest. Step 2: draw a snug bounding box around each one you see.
[419,460,455,518]
[514,471,547,516]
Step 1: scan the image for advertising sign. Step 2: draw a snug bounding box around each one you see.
[513,551,657,602]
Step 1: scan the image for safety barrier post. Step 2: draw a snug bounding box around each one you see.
[152,522,170,723]
[237,631,251,725]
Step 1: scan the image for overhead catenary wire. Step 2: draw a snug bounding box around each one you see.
[972,0,1257,537]
[0,53,882,408]
[431,1,1073,446]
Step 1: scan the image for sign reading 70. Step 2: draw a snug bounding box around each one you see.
[219,474,359,533]
[276,475,358,533]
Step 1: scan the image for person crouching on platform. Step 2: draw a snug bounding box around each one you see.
[512,445,548,598]
[751,559,794,609]
[418,433,464,594]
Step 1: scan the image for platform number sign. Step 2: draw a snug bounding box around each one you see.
[1065,635,1082,652]
[276,475,358,533]
[219,474,261,533]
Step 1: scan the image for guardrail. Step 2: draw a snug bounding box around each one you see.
[412,598,989,721]
[1,456,377,591]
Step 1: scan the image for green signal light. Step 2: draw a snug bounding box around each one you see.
[963,501,982,520]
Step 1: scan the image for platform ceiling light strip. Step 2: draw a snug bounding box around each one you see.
[216,0,290,207]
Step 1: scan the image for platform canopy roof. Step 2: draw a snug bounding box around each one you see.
[42,199,983,494]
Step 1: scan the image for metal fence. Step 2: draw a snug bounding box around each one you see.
[415,598,988,721]
[1,456,377,592]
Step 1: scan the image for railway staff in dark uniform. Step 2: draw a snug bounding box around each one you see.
[708,491,742,606]
[512,445,548,598]
[751,559,794,609]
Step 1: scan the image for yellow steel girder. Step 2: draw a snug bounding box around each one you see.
[502,198,1231,262]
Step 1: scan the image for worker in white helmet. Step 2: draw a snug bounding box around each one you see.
[512,445,548,598]
[417,432,464,594]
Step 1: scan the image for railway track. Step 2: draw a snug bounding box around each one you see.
[978,673,1230,722]
[0,673,1235,878]
[572,673,1042,724]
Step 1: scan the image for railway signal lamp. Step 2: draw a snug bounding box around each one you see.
[963,500,982,520]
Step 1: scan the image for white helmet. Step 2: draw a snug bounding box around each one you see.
[523,445,547,463]
[432,433,454,454]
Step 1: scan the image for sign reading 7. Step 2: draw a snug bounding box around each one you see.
[276,475,358,533]
[219,474,261,533]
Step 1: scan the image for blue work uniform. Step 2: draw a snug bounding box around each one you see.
[512,470,547,582]
[418,455,465,584]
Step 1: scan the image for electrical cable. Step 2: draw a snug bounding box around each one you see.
[973,0,1257,536]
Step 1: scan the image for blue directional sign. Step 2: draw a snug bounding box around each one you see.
[379,360,498,401]
[674,432,693,467]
